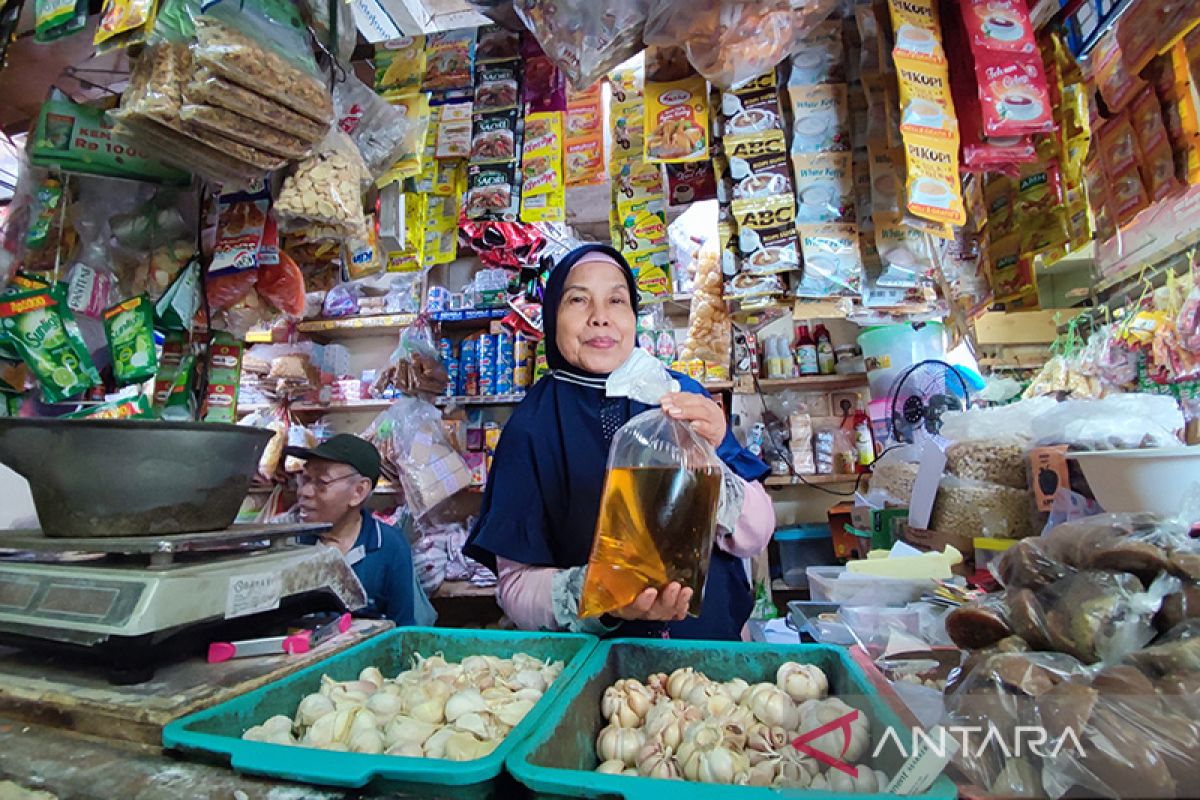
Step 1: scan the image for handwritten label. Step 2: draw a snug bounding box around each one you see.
[226,572,283,619]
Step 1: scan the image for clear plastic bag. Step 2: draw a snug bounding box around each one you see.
[939,396,1057,489]
[514,0,649,89]
[275,131,371,234]
[183,68,328,143]
[579,408,723,618]
[931,474,1034,539]
[332,71,415,178]
[363,397,472,519]
[679,245,731,364]
[179,103,314,160]
[1031,393,1185,450]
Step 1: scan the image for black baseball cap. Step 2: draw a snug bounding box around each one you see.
[285,434,382,486]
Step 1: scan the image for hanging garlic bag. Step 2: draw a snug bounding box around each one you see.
[580,409,723,618]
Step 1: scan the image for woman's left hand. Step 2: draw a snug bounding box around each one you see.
[660,392,727,449]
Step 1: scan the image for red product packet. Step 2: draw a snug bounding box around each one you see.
[1130,88,1170,154]
[1087,33,1149,113]
[1098,113,1141,177]
[960,0,1036,53]
[975,52,1055,136]
[1143,138,1182,201]
[1110,164,1150,225]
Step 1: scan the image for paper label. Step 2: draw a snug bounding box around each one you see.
[226,572,283,619]
[885,724,959,795]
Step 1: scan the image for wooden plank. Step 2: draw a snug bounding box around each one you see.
[735,374,868,393]
[0,619,392,747]
[973,310,1080,345]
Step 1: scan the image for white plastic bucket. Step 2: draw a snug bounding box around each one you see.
[857,322,946,400]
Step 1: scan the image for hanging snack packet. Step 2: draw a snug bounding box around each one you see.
[375,36,426,95]
[34,0,86,42]
[644,75,710,163]
[797,222,864,297]
[435,103,472,159]
[470,110,518,163]
[959,0,1035,53]
[792,151,855,223]
[476,24,520,63]
[630,248,672,305]
[789,84,851,153]
[474,61,521,112]
[423,29,477,92]
[889,0,946,64]
[788,20,846,85]
[93,0,156,51]
[731,194,799,275]
[975,54,1054,136]
[579,409,723,618]
[725,130,792,199]
[896,56,958,141]
[0,288,98,403]
[904,136,966,225]
[720,71,785,137]
[103,295,158,386]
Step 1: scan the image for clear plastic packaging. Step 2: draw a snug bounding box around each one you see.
[514,0,649,89]
[275,131,371,234]
[178,103,314,160]
[579,408,723,618]
[939,396,1057,489]
[931,474,1034,539]
[679,245,731,364]
[1031,393,1185,450]
[183,69,328,143]
[332,71,415,177]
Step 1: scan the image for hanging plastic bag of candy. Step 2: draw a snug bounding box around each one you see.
[579,408,723,618]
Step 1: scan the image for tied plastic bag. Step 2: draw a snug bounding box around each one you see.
[363,397,471,519]
[333,71,415,178]
[579,409,723,618]
[514,0,649,89]
[939,396,1057,489]
[1031,393,1185,450]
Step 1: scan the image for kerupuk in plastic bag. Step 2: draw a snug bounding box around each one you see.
[579,408,723,618]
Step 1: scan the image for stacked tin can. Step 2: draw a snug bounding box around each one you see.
[478,334,498,396]
[459,337,480,396]
[439,338,458,397]
[513,331,531,392]
[495,331,514,395]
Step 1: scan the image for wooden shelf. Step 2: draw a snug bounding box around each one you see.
[237,399,394,416]
[736,374,868,393]
[703,380,735,391]
[435,394,525,407]
[764,474,863,487]
[296,314,417,339]
[433,581,496,599]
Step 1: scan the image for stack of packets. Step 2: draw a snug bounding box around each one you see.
[607,55,671,305]
[786,20,865,299]
[465,26,522,222]
[566,83,605,186]
[718,68,796,305]
[520,35,568,223]
[887,0,966,229]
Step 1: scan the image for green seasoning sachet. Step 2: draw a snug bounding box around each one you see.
[161,353,196,420]
[103,294,158,385]
[34,0,86,42]
[0,288,98,403]
[154,259,201,332]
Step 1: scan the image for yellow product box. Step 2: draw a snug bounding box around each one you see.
[521,188,566,223]
[902,135,965,226]
[644,75,710,163]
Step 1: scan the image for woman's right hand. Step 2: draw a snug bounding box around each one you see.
[611,582,692,622]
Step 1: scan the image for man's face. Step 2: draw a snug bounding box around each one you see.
[295,459,373,525]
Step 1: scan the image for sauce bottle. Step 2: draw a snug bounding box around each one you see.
[853,403,876,470]
[814,324,836,375]
[795,324,818,376]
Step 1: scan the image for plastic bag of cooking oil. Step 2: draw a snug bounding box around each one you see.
[579,408,724,618]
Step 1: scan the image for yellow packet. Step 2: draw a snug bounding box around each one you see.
[375,37,427,95]
[613,158,666,205]
[730,194,800,275]
[984,176,1014,238]
[903,135,964,225]
[609,104,645,167]
[644,75,710,163]
[630,248,671,304]
[522,112,565,197]
[377,93,431,187]
[94,0,156,50]
[521,188,566,223]
[895,55,958,141]
[888,0,946,64]
[424,194,459,267]
[387,193,427,273]
[614,199,669,252]
[566,135,606,186]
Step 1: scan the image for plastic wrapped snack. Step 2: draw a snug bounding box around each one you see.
[332,71,414,177]
[193,17,332,125]
[579,409,723,618]
[363,397,471,519]
[939,397,1056,489]
[514,0,649,89]
[275,131,371,233]
[183,69,328,143]
[679,245,731,365]
[179,104,313,160]
[643,0,799,89]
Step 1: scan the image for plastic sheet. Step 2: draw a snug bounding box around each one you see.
[644,0,793,89]
[256,251,305,318]
[513,0,649,89]
[275,131,372,234]
[1031,393,1185,450]
[579,408,723,618]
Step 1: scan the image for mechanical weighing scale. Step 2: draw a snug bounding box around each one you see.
[0,522,368,683]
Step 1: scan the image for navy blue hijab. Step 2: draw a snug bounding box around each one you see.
[464,245,768,640]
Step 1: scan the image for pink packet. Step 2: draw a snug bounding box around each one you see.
[975,51,1055,136]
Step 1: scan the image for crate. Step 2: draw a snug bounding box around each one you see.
[507,638,957,800]
[162,627,597,798]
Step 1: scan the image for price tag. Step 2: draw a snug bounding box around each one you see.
[225,573,283,619]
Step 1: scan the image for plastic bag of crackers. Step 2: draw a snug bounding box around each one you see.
[679,245,731,369]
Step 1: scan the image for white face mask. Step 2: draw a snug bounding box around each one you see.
[605,348,680,406]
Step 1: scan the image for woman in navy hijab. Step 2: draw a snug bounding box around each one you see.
[464,245,775,640]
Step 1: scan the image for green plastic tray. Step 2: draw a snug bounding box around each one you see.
[507,639,958,800]
[162,627,597,798]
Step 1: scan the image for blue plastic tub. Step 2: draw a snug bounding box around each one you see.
[507,638,957,800]
[163,627,597,797]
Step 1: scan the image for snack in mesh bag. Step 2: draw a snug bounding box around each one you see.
[193,17,332,125]
[184,68,328,143]
[179,104,313,160]
[275,131,371,233]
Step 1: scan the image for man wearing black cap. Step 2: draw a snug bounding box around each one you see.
[285,434,435,627]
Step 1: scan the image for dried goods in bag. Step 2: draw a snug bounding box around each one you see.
[275,131,372,234]
[579,409,723,618]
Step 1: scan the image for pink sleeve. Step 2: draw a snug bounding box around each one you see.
[496,557,560,631]
[716,479,776,558]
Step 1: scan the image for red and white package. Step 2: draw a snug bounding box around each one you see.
[975,52,1055,136]
[960,0,1036,53]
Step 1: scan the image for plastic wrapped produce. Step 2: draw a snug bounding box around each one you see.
[184,68,328,143]
[179,103,314,160]
[995,537,1076,592]
[363,398,471,519]
[332,72,415,177]
[1038,513,1200,584]
[275,131,372,234]
[1031,393,1185,450]
[939,397,1056,489]
[930,474,1034,539]
[579,409,723,618]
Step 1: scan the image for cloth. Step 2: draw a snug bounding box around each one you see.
[464,245,769,641]
[301,508,436,627]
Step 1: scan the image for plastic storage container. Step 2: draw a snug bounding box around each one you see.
[807,566,935,605]
[162,627,597,797]
[774,524,835,587]
[857,322,945,401]
[787,600,855,645]
[506,638,957,800]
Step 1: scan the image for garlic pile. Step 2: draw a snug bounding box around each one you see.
[242,652,563,761]
[592,662,887,791]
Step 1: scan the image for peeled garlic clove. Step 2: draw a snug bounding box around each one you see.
[296,693,336,727]
[445,687,489,723]
[423,727,456,759]
[242,725,269,742]
[398,685,431,713]
[453,711,490,739]
[359,666,385,690]
[366,692,403,726]
[493,698,535,729]
[410,695,448,725]
[596,759,627,774]
[443,731,497,762]
[349,728,385,754]
[384,716,439,748]
[386,740,425,758]
[349,709,379,738]
[482,686,514,702]
[460,655,490,674]
[303,712,337,746]
[513,687,543,703]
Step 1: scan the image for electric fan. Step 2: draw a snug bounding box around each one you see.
[888,359,970,443]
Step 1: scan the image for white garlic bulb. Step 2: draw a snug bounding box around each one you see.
[596,759,627,774]
[776,662,829,703]
[797,697,870,764]
[385,740,425,758]
[359,666,385,690]
[596,723,645,766]
[296,693,335,727]
[721,678,750,704]
[366,691,403,726]
[445,688,488,723]
[748,686,798,730]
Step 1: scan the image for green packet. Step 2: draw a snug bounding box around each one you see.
[1,273,53,362]
[154,259,201,332]
[34,0,86,42]
[62,394,154,419]
[25,176,64,250]
[161,353,196,420]
[103,294,158,386]
[31,90,190,183]
[0,288,99,403]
